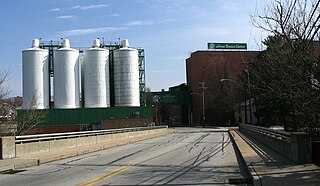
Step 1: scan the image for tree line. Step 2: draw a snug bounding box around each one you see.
[245,0,320,134]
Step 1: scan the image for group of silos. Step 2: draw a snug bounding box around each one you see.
[22,38,140,109]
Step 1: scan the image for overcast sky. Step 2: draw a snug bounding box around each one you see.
[0,0,268,97]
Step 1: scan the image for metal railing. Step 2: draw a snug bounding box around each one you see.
[15,125,168,144]
[240,124,291,142]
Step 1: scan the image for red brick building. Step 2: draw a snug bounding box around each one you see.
[186,50,259,126]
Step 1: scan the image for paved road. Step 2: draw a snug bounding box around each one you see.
[0,128,245,185]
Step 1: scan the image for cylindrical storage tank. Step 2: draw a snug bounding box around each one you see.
[83,39,110,108]
[22,39,49,109]
[54,39,80,108]
[113,39,140,107]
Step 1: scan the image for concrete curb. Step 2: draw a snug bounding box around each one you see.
[228,130,255,185]
[0,165,14,173]
[37,151,80,165]
[14,159,39,169]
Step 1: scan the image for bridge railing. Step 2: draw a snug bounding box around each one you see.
[239,123,311,164]
[15,125,167,144]
[239,124,291,142]
[0,125,170,159]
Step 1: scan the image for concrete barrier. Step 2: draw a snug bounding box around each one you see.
[0,137,15,159]
[97,134,112,143]
[77,136,97,147]
[291,132,311,164]
[16,141,49,157]
[49,138,77,152]
[239,124,311,164]
[1,126,171,159]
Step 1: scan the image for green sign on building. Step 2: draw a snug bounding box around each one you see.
[208,43,247,50]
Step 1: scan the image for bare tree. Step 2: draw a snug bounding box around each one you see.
[202,55,245,125]
[15,94,47,135]
[253,0,320,43]
[0,72,47,136]
[0,71,13,136]
[0,71,10,100]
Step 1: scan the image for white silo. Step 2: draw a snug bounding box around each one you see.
[54,39,80,108]
[83,39,110,108]
[22,39,49,109]
[113,39,140,107]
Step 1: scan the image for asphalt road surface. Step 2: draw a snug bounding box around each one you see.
[0,128,246,185]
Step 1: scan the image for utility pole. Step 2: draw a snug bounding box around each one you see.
[245,69,253,124]
[199,81,207,128]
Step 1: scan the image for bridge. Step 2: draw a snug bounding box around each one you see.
[0,125,320,185]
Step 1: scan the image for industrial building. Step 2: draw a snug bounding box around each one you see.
[20,38,151,134]
[151,84,192,127]
[186,43,260,126]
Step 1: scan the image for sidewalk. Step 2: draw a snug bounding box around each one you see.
[230,129,320,186]
[0,129,175,173]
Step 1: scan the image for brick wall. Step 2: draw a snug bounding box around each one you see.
[186,50,259,125]
[101,118,153,129]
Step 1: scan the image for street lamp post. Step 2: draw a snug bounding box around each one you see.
[198,81,207,128]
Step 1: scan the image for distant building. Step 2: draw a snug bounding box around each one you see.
[151,84,192,127]
[186,49,259,126]
[0,96,22,120]
[6,96,23,108]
